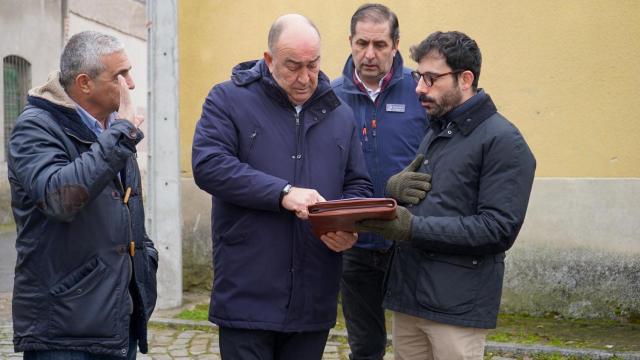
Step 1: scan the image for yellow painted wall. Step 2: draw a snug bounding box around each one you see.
[179,0,640,177]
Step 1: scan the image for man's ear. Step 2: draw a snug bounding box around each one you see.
[460,70,475,91]
[75,74,92,94]
[391,38,400,57]
[263,51,274,73]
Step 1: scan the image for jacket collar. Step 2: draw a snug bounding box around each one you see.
[430,90,497,136]
[231,59,339,112]
[27,71,97,142]
[351,63,394,96]
[340,52,405,95]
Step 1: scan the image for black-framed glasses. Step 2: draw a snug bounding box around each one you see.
[411,70,465,87]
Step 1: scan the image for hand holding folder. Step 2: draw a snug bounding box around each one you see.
[307,198,397,237]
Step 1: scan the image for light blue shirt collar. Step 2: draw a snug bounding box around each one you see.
[76,105,116,137]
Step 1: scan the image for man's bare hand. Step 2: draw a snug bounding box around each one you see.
[320,231,357,252]
[117,75,143,127]
[281,187,325,219]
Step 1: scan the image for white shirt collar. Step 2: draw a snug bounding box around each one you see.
[354,70,387,102]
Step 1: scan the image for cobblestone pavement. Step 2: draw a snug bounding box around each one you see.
[0,322,359,360]
[138,326,354,360]
[0,290,362,360]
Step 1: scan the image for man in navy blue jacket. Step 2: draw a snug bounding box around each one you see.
[331,4,428,359]
[192,14,372,360]
[9,31,157,360]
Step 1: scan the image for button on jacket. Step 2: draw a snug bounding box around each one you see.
[9,72,158,356]
[192,60,373,332]
[332,53,428,250]
[383,92,536,328]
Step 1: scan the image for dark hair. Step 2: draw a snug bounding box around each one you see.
[410,31,482,90]
[350,3,399,43]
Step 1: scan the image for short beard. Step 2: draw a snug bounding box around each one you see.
[420,86,463,119]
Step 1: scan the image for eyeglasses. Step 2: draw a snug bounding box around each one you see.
[411,70,464,87]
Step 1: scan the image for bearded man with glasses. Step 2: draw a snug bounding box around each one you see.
[356,31,537,359]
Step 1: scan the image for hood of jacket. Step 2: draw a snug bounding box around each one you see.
[230,59,335,109]
[26,71,97,142]
[28,71,76,109]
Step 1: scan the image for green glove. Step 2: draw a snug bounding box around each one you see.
[386,154,431,205]
[355,206,413,242]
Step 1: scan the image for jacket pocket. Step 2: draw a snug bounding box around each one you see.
[49,256,120,339]
[415,252,481,315]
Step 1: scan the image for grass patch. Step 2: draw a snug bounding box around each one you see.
[488,313,640,352]
[0,222,16,233]
[173,301,640,354]
[176,303,209,321]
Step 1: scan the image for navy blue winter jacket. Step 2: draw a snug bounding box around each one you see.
[332,53,428,249]
[9,72,158,357]
[192,60,373,331]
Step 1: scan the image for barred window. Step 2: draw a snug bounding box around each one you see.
[3,55,31,161]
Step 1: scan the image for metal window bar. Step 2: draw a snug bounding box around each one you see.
[3,55,31,161]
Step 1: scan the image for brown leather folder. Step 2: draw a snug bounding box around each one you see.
[307,198,397,237]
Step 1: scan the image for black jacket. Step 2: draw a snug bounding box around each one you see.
[8,72,158,356]
[383,91,536,328]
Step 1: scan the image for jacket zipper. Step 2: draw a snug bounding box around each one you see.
[286,110,302,311]
[363,93,384,192]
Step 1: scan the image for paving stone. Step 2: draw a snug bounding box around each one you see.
[191,339,210,346]
[149,346,167,354]
[190,345,207,354]
[168,348,189,357]
[149,355,172,360]
[172,337,190,345]
[153,336,175,345]
[324,345,338,352]
[176,330,200,339]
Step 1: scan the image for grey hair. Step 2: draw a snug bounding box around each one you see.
[267,14,320,54]
[60,31,124,90]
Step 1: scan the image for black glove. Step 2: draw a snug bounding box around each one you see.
[386,154,431,205]
[355,206,413,242]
